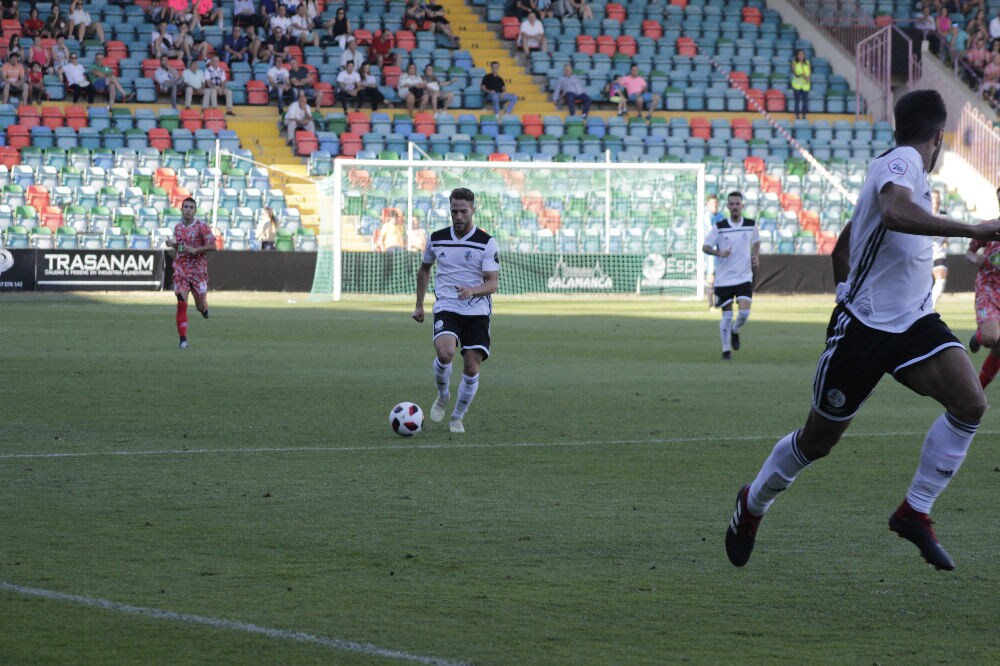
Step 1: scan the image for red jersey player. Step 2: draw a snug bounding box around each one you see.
[966,236,1000,386]
[165,197,215,349]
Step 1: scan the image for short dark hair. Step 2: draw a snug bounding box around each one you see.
[182,197,197,207]
[450,188,475,205]
[727,191,744,201]
[894,89,947,145]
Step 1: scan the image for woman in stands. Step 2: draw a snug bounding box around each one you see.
[44,4,72,40]
[324,7,352,50]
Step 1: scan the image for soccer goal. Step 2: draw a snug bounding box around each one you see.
[310,158,706,301]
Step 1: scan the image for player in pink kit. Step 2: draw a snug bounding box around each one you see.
[966,235,1000,386]
[165,197,215,349]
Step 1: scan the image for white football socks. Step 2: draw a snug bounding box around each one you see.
[733,309,750,334]
[747,430,813,516]
[720,310,733,352]
[433,358,452,400]
[931,277,946,307]
[452,373,479,420]
[905,413,976,514]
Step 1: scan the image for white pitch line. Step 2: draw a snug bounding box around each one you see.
[0,582,469,666]
[0,430,984,460]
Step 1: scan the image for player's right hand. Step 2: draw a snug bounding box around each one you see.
[970,219,1000,241]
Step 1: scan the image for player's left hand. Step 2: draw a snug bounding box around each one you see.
[412,306,424,323]
[456,286,475,299]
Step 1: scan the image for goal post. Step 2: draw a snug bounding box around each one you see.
[310,157,706,301]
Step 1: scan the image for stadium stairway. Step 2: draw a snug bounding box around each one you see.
[226,108,321,232]
[441,0,551,116]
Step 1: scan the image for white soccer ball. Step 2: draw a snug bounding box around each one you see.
[390,402,423,437]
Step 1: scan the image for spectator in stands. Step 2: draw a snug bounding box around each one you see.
[0,52,25,104]
[23,7,45,40]
[190,0,222,29]
[27,40,51,74]
[252,29,275,64]
[324,6,352,50]
[980,50,1000,100]
[965,35,990,75]
[269,4,293,37]
[267,53,293,112]
[288,56,317,107]
[152,22,181,59]
[155,54,183,107]
[89,52,131,106]
[283,90,315,142]
[336,58,362,112]
[358,62,386,111]
[617,64,660,121]
[51,36,70,75]
[791,49,811,119]
[0,0,18,22]
[256,208,278,250]
[989,7,1000,40]
[402,1,426,32]
[182,59,207,108]
[25,61,45,104]
[266,26,295,62]
[915,5,936,36]
[257,0,278,27]
[205,55,235,114]
[552,62,591,117]
[45,4,72,39]
[340,39,366,70]
[422,64,454,111]
[369,29,396,68]
[232,0,259,29]
[223,26,250,64]
[512,0,541,20]
[398,61,426,116]
[423,2,460,48]
[481,60,517,119]
[517,11,548,55]
[69,0,105,44]
[6,34,20,61]
[176,22,211,63]
[301,0,321,29]
[62,52,92,102]
[375,208,405,252]
[407,217,427,253]
[553,0,592,19]
[290,4,320,47]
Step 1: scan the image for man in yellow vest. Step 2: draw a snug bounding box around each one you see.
[791,49,811,120]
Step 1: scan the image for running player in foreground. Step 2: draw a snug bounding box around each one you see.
[165,197,215,349]
[412,188,499,433]
[725,90,1000,571]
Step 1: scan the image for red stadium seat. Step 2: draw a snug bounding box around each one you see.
[148,128,172,151]
[394,30,415,51]
[576,35,596,55]
[488,152,511,161]
[743,155,764,176]
[16,106,40,129]
[247,80,269,105]
[501,17,519,41]
[295,130,318,156]
[641,20,662,40]
[765,89,786,112]
[314,82,334,107]
[347,111,370,135]
[339,132,362,157]
[64,105,88,130]
[616,35,636,57]
[606,3,625,21]
[7,125,30,149]
[41,106,64,129]
[596,35,616,56]
[733,118,753,141]
[676,36,697,57]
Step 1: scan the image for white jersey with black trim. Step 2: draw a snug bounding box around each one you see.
[422,225,500,317]
[843,145,933,333]
[704,216,759,287]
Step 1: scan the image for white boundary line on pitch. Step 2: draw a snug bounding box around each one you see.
[0,582,468,666]
[1,430,987,460]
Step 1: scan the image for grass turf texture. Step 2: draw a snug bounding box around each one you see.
[1,292,998,664]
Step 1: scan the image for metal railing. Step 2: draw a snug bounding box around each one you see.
[955,102,1000,185]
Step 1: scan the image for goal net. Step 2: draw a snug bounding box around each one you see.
[310,158,705,301]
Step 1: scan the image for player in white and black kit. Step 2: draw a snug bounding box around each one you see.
[929,189,948,308]
[725,90,1000,571]
[703,191,759,360]
[412,188,500,434]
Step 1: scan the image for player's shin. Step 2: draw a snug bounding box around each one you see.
[747,430,814,516]
[176,300,188,337]
[452,372,479,419]
[433,357,452,399]
[720,311,733,352]
[905,413,976,514]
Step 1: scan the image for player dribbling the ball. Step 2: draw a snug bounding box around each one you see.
[165,197,215,349]
[412,188,500,434]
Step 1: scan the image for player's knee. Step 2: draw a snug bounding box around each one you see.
[951,391,987,424]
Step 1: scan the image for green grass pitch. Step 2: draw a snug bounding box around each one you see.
[1,291,998,664]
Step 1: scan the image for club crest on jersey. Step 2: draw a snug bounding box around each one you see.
[464,250,473,261]
[888,158,907,176]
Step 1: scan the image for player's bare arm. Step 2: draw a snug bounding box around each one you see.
[880,183,1000,239]
[702,244,732,258]
[831,221,852,284]
[456,271,498,300]
[412,262,432,322]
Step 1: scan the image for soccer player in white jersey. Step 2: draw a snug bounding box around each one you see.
[412,188,500,434]
[703,191,759,360]
[725,90,1000,571]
